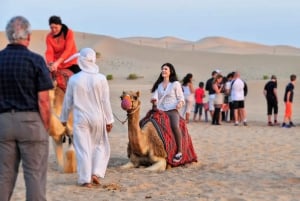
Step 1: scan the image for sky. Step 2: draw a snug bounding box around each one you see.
[1,0,300,47]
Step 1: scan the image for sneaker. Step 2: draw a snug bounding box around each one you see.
[282,123,291,128]
[243,122,248,126]
[234,122,239,126]
[173,153,182,163]
[268,122,273,126]
[289,122,296,127]
[274,120,279,126]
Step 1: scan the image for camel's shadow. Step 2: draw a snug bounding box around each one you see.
[108,157,129,168]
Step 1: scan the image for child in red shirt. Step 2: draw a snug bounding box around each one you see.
[193,82,206,121]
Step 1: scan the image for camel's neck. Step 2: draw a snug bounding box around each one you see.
[127,106,144,153]
[50,87,65,115]
[127,107,141,136]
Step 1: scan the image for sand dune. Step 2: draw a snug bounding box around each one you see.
[1,31,300,82]
[123,35,300,55]
[122,36,192,49]
[1,30,299,201]
[194,37,300,55]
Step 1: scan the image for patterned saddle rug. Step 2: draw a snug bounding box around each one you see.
[51,69,74,92]
[140,109,198,167]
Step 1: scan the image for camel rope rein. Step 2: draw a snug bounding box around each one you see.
[113,113,128,125]
[114,102,141,125]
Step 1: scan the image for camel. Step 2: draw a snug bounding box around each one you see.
[120,91,168,171]
[48,82,77,173]
[120,91,197,172]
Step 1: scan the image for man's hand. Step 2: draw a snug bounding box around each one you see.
[106,124,113,133]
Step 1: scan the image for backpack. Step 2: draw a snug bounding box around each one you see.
[243,81,248,96]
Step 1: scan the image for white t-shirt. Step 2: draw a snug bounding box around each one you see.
[231,78,245,101]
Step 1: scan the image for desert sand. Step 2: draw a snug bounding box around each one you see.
[1,31,300,201]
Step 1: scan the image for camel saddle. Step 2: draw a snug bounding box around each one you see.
[52,69,74,92]
[140,109,198,167]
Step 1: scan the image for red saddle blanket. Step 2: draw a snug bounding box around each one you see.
[140,109,198,167]
[52,69,74,92]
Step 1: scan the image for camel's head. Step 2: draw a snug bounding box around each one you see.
[120,91,141,111]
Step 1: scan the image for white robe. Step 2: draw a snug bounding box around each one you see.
[60,71,114,184]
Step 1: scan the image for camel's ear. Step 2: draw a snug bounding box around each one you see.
[136,91,140,97]
[120,91,126,100]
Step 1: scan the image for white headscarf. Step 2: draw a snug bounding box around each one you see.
[64,48,99,74]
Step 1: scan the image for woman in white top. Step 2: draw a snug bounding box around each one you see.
[181,73,195,123]
[151,63,185,163]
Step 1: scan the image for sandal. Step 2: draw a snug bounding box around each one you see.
[92,175,100,185]
[173,152,182,163]
[81,183,92,188]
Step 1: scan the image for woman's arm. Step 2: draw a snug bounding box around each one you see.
[188,82,195,93]
[59,30,77,60]
[213,83,221,94]
[45,34,54,65]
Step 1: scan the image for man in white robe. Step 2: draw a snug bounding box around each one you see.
[60,48,114,187]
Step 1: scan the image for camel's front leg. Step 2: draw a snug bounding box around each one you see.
[145,157,167,172]
[51,135,64,172]
[120,153,140,169]
[120,161,135,169]
[63,144,77,173]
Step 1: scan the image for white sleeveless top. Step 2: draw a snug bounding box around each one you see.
[182,85,191,97]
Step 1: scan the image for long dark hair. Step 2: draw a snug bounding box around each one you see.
[49,15,69,39]
[56,24,69,39]
[151,62,178,93]
[182,73,193,86]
